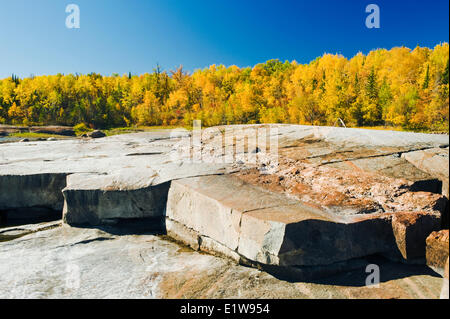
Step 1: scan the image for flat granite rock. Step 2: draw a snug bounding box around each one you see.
[403,147,450,198]
[0,225,445,299]
[62,174,171,226]
[1,125,449,282]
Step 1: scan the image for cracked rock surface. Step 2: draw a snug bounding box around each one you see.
[0,125,449,298]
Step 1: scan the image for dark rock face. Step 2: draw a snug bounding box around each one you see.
[63,182,171,226]
[0,211,7,225]
[0,173,68,211]
[0,208,61,229]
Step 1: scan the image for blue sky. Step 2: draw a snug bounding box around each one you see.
[0,0,448,78]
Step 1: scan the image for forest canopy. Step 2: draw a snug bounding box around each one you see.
[1,44,448,132]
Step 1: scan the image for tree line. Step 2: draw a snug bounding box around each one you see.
[1,44,448,132]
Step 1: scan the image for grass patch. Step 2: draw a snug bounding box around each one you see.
[9,132,70,139]
[357,126,406,132]
[103,125,192,136]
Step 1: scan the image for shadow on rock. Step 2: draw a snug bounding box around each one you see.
[260,255,441,287]
[82,217,166,236]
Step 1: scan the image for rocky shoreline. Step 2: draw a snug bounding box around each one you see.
[0,125,76,136]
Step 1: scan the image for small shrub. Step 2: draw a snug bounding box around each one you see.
[74,123,90,134]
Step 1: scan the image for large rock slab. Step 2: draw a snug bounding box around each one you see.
[62,159,232,226]
[1,126,447,216]
[237,205,394,266]
[403,147,449,198]
[235,167,447,217]
[62,174,170,226]
[0,131,230,225]
[166,175,441,270]
[0,224,444,299]
[167,175,302,254]
[212,124,449,149]
[327,155,438,185]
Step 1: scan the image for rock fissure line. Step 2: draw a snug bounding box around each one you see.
[68,237,115,247]
[318,145,443,166]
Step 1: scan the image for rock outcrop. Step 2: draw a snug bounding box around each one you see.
[63,175,171,226]
[0,125,448,286]
[166,175,443,274]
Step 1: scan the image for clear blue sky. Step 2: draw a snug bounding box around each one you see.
[0,0,448,78]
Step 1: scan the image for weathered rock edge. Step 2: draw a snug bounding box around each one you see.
[0,173,68,211]
[63,181,170,226]
[165,218,369,282]
[1,169,442,279]
[402,148,449,198]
